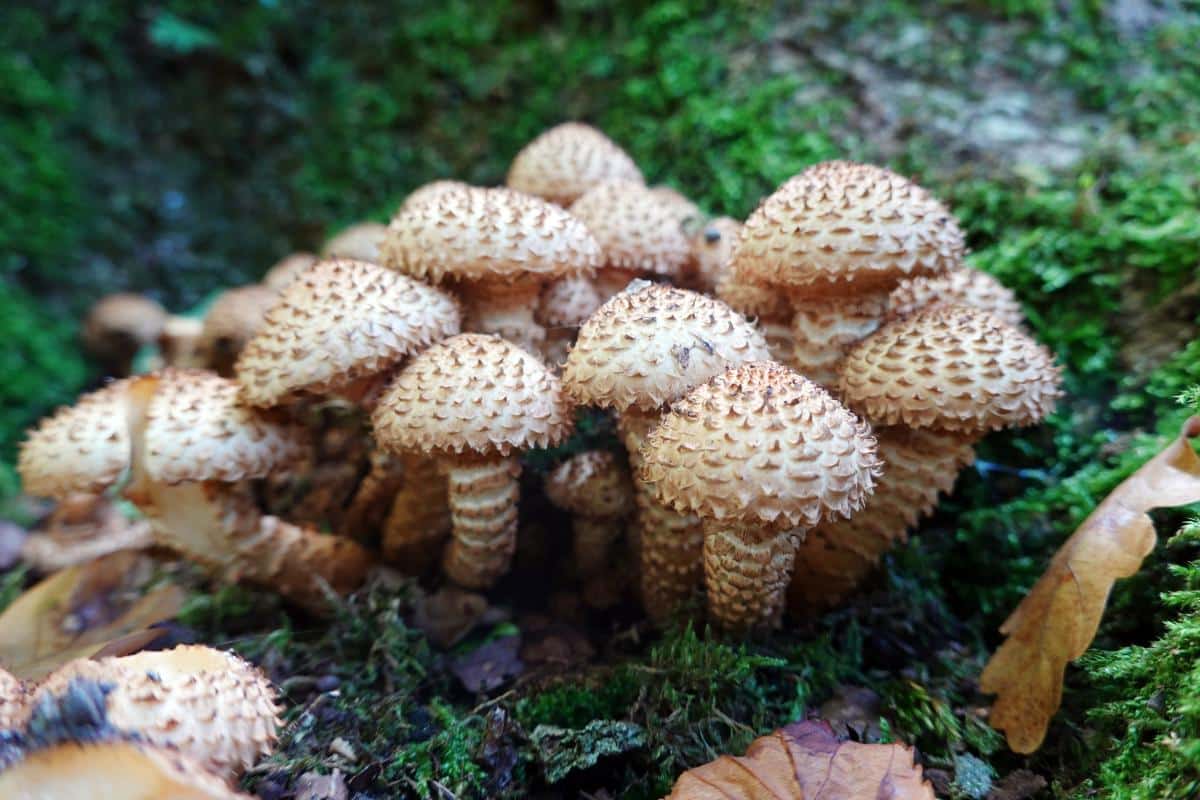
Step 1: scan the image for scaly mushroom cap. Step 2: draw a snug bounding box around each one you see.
[82,294,167,353]
[144,369,308,484]
[839,304,1062,433]
[562,282,771,413]
[260,252,318,291]
[236,258,461,406]
[321,221,388,262]
[0,665,26,728]
[198,285,277,363]
[888,266,1024,328]
[18,379,133,498]
[568,180,693,279]
[381,185,601,284]
[691,217,742,292]
[716,270,792,322]
[398,179,472,213]
[649,185,703,225]
[372,333,574,457]
[506,122,643,206]
[640,362,880,529]
[732,161,965,297]
[537,275,604,328]
[0,741,252,799]
[31,645,279,778]
[544,450,635,518]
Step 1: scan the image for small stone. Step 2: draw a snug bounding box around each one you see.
[329,737,357,762]
[296,769,349,800]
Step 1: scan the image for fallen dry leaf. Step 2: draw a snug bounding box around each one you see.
[665,719,934,799]
[981,416,1200,753]
[0,551,185,681]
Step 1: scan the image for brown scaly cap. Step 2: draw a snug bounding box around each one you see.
[568,180,693,279]
[716,270,792,322]
[398,179,471,213]
[506,122,643,206]
[888,266,1024,328]
[381,185,601,283]
[732,161,965,296]
[640,361,881,529]
[0,741,252,799]
[0,665,26,728]
[321,221,388,262]
[82,293,167,352]
[18,378,134,498]
[372,333,574,457]
[236,258,461,406]
[31,645,280,778]
[544,450,635,519]
[198,285,278,370]
[562,282,772,413]
[537,275,604,328]
[144,369,308,484]
[839,304,1062,433]
[260,252,318,291]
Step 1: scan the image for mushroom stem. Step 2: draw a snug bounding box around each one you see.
[789,291,890,387]
[463,278,546,354]
[381,453,451,572]
[703,521,798,633]
[573,517,621,577]
[788,426,977,615]
[759,317,797,369]
[619,407,704,622]
[440,453,521,589]
[339,449,407,540]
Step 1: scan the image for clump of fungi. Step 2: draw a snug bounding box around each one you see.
[6,120,1070,791]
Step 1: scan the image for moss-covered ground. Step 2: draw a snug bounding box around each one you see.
[2,1,1198,796]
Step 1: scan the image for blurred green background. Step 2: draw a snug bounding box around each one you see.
[1,2,1198,793]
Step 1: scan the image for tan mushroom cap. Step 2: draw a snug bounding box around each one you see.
[544,450,635,518]
[0,741,252,799]
[562,282,772,413]
[640,362,880,529]
[732,161,965,296]
[398,179,472,213]
[506,122,644,206]
[649,185,703,225]
[82,293,167,349]
[198,285,277,356]
[0,665,26,728]
[260,252,318,291]
[839,304,1062,433]
[321,221,388,262]
[18,378,133,498]
[716,270,792,322]
[144,369,308,484]
[568,180,693,279]
[381,185,601,284]
[537,275,604,328]
[691,217,742,291]
[888,266,1024,328]
[236,258,462,406]
[30,645,279,779]
[372,333,574,457]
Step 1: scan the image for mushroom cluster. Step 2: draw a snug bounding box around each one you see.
[22,122,1062,640]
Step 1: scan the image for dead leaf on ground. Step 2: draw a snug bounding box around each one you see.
[981,417,1200,753]
[412,586,491,649]
[450,635,523,693]
[21,493,154,573]
[665,719,934,799]
[0,551,185,681]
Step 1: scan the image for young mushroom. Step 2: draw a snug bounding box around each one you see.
[716,270,797,368]
[789,304,1062,613]
[197,284,277,377]
[544,450,635,578]
[731,161,965,386]
[687,216,741,294]
[536,273,604,369]
[156,315,206,369]
[81,293,167,377]
[321,221,388,262]
[260,252,318,291]
[569,179,695,301]
[371,333,575,589]
[26,644,279,779]
[639,362,880,632]
[506,122,644,207]
[887,266,1025,327]
[562,282,771,621]
[381,185,601,353]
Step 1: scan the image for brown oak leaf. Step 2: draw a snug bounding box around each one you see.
[981,416,1200,753]
[664,720,934,799]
